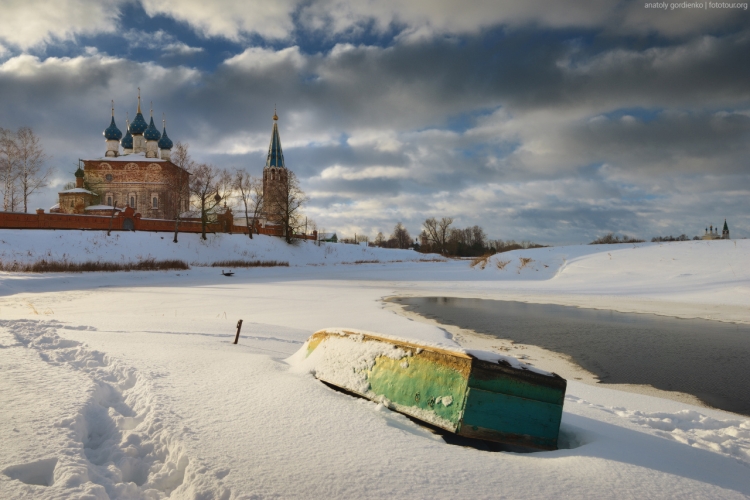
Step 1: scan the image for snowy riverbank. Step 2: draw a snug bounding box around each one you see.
[1,231,749,498]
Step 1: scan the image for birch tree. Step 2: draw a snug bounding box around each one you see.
[169,142,194,243]
[233,169,263,239]
[15,127,52,213]
[190,163,231,240]
[0,128,19,212]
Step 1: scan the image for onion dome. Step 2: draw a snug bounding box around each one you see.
[121,118,133,149]
[144,116,161,141]
[144,105,161,141]
[103,101,122,140]
[74,166,85,178]
[129,111,148,135]
[158,118,173,149]
[103,117,122,141]
[129,90,148,135]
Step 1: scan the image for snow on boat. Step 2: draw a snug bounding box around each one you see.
[297,329,567,450]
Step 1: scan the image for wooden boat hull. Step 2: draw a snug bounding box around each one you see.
[303,329,567,450]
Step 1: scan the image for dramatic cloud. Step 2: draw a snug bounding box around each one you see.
[0,1,749,243]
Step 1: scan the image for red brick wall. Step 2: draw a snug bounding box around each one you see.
[0,210,317,240]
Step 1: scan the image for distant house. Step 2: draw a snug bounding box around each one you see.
[318,232,338,243]
[702,220,730,240]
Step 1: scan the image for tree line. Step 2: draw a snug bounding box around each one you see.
[0,127,54,213]
[590,233,707,244]
[366,217,545,256]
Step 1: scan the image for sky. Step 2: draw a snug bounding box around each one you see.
[0,0,749,244]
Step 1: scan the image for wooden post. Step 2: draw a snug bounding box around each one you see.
[107,202,117,236]
[233,319,243,344]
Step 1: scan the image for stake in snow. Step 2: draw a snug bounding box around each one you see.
[292,329,567,450]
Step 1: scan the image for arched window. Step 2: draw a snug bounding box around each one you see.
[107,196,112,206]
[130,196,135,207]
[152,197,158,209]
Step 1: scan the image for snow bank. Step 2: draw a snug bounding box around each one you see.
[0,229,436,267]
[472,240,750,286]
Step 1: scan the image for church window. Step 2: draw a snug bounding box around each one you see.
[105,174,113,182]
[70,200,74,208]
[107,196,112,206]
[152,196,158,209]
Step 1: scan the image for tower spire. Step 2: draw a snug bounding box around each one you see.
[111,99,114,116]
[265,110,284,168]
[137,88,142,113]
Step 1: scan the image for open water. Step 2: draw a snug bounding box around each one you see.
[394,297,750,416]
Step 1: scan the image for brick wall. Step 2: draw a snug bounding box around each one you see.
[0,209,317,240]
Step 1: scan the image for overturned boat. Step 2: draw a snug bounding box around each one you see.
[297,329,567,450]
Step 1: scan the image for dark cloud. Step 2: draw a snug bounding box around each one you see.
[1,8,749,243]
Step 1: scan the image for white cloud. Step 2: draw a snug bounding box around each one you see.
[163,42,204,56]
[319,165,411,181]
[0,0,123,49]
[223,46,306,72]
[346,130,402,152]
[124,30,204,56]
[140,0,297,41]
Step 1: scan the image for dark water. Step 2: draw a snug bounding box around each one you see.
[395,297,750,416]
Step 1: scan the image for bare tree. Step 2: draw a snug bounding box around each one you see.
[15,127,52,213]
[107,202,118,236]
[168,142,194,243]
[0,128,19,212]
[265,170,308,244]
[471,225,487,249]
[189,163,232,240]
[421,217,453,254]
[374,231,386,247]
[233,169,264,239]
[356,233,369,244]
[391,222,411,249]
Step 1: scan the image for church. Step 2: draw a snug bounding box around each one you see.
[51,93,297,235]
[701,220,730,240]
[53,91,190,219]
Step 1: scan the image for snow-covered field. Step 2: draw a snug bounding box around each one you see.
[1,230,749,499]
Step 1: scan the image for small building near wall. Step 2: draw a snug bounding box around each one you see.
[54,167,96,214]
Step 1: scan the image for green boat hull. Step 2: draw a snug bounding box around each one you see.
[304,330,567,450]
